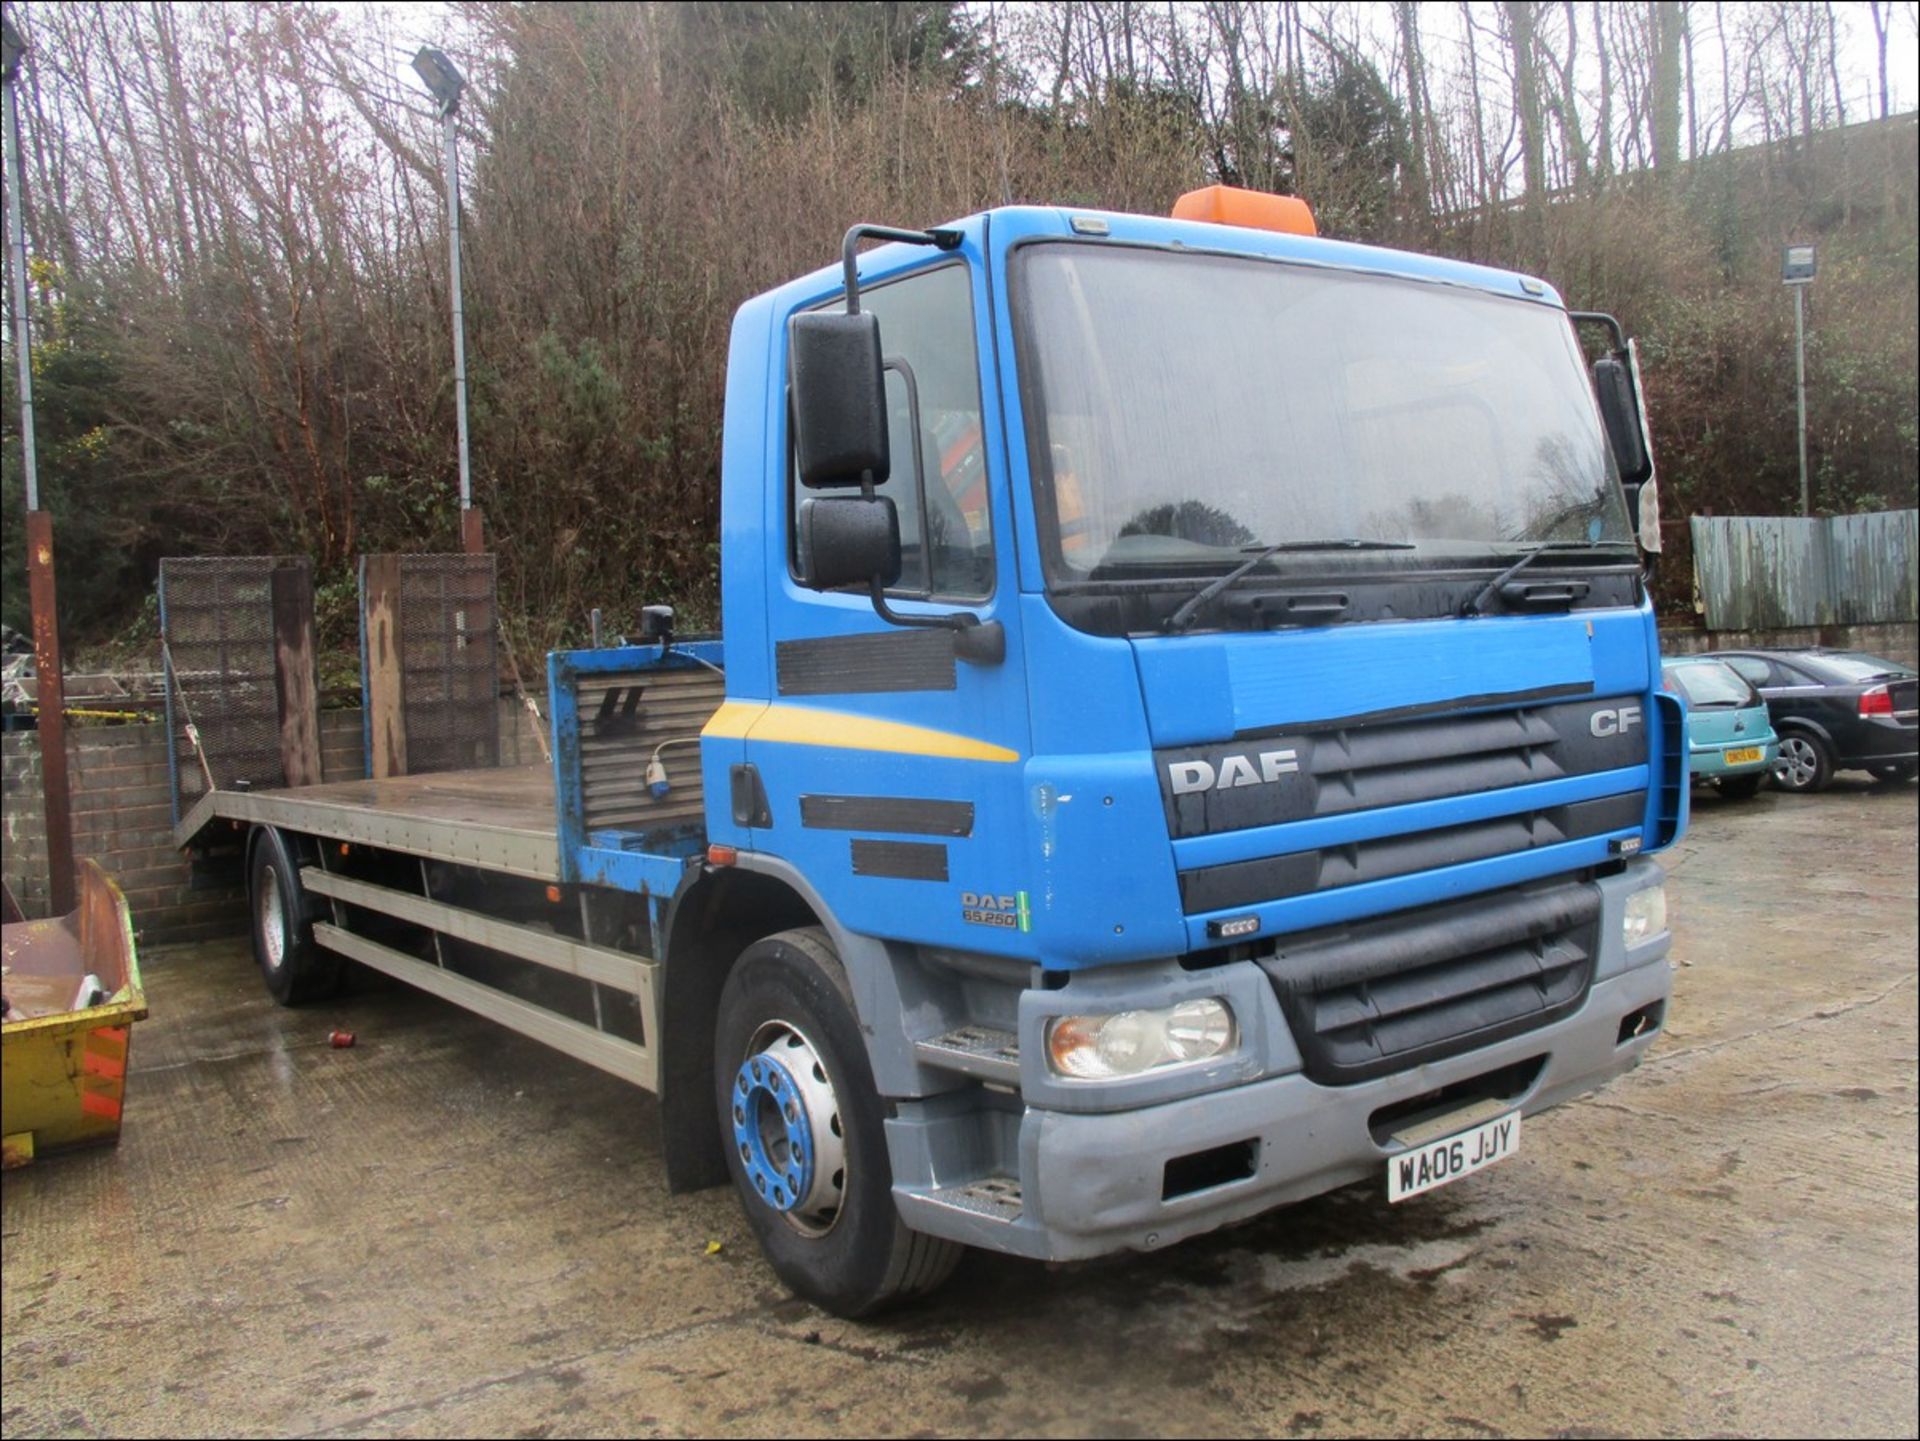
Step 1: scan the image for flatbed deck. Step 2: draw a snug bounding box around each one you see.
[176,765,563,881]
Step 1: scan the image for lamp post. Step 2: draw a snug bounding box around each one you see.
[3,15,33,514]
[411,46,482,553]
[1782,244,1816,517]
[3,13,75,914]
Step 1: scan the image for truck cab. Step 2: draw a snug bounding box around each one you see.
[682,198,1681,1311]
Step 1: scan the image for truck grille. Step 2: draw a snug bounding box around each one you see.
[1157,696,1649,840]
[1258,878,1601,1085]
[1178,791,1643,913]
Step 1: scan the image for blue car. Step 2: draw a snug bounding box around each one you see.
[1661,656,1780,799]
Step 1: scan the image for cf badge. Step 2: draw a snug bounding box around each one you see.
[1589,705,1643,738]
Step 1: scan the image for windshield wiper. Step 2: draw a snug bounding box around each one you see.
[1458,541,1633,617]
[1164,539,1415,633]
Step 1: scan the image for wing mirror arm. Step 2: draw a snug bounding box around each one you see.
[1572,310,1660,567]
[789,223,1001,665]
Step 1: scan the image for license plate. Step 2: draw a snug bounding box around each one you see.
[1724,746,1764,765]
[1387,1110,1521,1202]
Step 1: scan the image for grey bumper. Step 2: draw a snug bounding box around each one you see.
[894,949,1671,1262]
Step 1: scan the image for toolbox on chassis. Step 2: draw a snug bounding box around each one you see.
[180,189,1685,1317]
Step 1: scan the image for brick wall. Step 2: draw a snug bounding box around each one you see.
[1659,620,1919,669]
[2,700,545,944]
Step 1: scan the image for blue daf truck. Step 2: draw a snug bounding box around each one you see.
[179,189,1685,1316]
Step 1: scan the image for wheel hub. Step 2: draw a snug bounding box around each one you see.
[731,1024,847,1234]
[259,865,286,971]
[1777,737,1816,788]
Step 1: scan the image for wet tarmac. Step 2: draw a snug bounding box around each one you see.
[3,777,1915,1437]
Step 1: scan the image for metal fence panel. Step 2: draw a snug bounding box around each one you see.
[1691,510,1918,630]
[159,556,305,824]
[1824,510,1920,625]
[358,553,500,776]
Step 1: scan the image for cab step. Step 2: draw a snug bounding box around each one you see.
[919,1174,1023,1222]
[913,1024,1019,1085]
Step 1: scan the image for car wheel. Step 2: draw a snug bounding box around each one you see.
[1772,734,1832,794]
[249,828,341,1005]
[714,927,962,1317]
[1716,772,1765,800]
[1868,760,1918,783]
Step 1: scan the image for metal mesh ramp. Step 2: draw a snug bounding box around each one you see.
[359,554,500,777]
[159,557,305,825]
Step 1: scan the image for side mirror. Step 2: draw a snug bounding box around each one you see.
[790,312,889,488]
[797,495,902,591]
[1591,354,1652,488]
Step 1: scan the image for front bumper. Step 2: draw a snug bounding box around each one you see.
[894,942,1671,1261]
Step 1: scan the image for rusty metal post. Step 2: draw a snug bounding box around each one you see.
[24,512,74,915]
[460,504,485,555]
[7,21,73,915]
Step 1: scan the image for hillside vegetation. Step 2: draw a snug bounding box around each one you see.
[2,2,1915,652]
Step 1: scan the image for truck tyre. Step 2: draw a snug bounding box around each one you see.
[714,926,962,1317]
[249,828,341,1006]
[1772,733,1832,794]
[1716,772,1765,800]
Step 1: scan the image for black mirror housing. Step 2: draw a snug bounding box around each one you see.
[791,311,889,488]
[1592,355,1652,486]
[797,496,902,591]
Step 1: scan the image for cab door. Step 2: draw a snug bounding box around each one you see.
[744,241,1035,957]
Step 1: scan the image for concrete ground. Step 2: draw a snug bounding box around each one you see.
[3,778,1915,1439]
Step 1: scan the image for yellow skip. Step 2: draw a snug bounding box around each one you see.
[702,700,1018,763]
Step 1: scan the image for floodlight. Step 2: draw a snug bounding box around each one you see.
[411,46,465,115]
[2,17,27,85]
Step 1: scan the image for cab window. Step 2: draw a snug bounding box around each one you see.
[790,263,993,601]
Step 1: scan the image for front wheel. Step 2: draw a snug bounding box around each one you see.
[714,927,961,1317]
[1716,772,1766,800]
[1773,733,1833,794]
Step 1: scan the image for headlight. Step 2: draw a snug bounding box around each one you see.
[1045,997,1237,1080]
[1623,883,1668,946]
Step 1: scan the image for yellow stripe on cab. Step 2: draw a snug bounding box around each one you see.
[702,700,1019,763]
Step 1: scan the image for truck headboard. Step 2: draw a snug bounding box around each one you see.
[547,643,728,862]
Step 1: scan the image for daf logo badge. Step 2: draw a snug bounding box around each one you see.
[1168,749,1300,795]
[1589,705,1643,738]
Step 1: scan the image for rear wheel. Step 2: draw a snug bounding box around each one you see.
[1716,772,1766,800]
[249,829,341,1005]
[714,927,961,1316]
[1772,733,1833,794]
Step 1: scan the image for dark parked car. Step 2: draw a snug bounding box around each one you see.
[1705,648,1919,793]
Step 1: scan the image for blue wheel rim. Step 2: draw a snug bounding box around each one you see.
[731,1053,814,1214]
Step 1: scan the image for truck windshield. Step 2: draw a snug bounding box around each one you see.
[1012,243,1635,585]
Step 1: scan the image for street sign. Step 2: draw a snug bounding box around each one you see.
[1782,244,1817,284]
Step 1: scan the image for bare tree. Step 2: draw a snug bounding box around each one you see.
[1505,1,1549,212]
[1650,0,1685,169]
[1867,0,1890,118]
